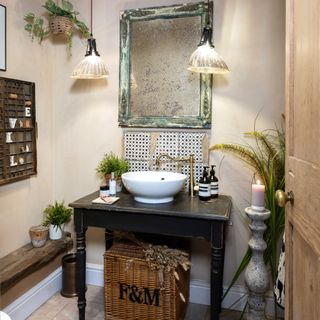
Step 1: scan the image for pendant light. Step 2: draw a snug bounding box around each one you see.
[71,0,108,79]
[188,0,229,74]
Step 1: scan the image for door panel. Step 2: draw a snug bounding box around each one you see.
[291,228,320,319]
[286,0,320,319]
[290,0,319,164]
[287,161,320,227]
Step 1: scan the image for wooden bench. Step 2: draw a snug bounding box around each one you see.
[0,233,73,294]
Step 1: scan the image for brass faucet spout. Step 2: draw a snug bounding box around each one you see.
[155,153,195,197]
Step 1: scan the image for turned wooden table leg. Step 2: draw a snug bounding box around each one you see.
[76,226,87,320]
[210,222,226,320]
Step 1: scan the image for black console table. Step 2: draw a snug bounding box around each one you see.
[70,191,231,320]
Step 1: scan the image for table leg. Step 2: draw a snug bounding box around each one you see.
[76,227,87,320]
[210,223,226,320]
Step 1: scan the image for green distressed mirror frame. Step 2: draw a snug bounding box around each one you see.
[118,2,212,129]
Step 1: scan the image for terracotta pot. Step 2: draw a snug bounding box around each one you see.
[29,225,49,248]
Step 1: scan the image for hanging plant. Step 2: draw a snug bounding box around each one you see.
[24,0,90,50]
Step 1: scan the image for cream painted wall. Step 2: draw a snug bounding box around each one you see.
[0,0,54,257]
[0,0,285,294]
[210,0,285,285]
[52,0,285,290]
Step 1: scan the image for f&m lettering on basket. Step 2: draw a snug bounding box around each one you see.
[104,240,191,320]
[119,283,160,306]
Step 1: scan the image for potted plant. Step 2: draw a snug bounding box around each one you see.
[43,201,73,240]
[209,125,285,318]
[96,152,129,191]
[24,0,90,50]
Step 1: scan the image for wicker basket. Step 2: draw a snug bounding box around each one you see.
[104,241,190,320]
[49,16,73,35]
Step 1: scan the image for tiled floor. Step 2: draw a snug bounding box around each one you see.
[27,285,104,320]
[27,285,241,320]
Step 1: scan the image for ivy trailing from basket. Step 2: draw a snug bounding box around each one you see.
[24,0,90,50]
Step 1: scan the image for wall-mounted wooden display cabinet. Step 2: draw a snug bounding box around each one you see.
[0,77,37,186]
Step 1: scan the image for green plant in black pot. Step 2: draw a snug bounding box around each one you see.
[43,201,72,240]
[24,0,90,50]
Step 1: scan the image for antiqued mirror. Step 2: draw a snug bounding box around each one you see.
[118,2,212,128]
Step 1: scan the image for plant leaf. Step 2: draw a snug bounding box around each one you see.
[43,0,67,16]
[35,17,44,26]
[24,12,35,21]
[24,24,33,31]
[209,144,263,179]
[61,0,73,13]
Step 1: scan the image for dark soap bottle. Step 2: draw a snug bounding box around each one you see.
[210,165,219,199]
[198,166,211,201]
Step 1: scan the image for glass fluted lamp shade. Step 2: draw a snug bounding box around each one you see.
[188,26,229,74]
[71,36,108,79]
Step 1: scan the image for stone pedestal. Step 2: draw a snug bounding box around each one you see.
[244,207,271,320]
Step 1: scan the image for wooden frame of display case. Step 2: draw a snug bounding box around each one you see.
[0,77,37,186]
[0,4,6,71]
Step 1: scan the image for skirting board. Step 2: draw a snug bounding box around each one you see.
[3,263,283,319]
[3,267,62,320]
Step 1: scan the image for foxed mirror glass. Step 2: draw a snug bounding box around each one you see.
[118,2,212,128]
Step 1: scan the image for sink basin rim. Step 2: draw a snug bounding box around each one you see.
[121,171,187,204]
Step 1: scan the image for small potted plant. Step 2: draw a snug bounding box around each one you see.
[96,152,129,191]
[43,201,72,240]
[24,0,90,50]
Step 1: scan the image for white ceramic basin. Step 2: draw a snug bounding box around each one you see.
[121,171,187,204]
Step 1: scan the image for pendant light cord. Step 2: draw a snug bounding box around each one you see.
[90,0,93,35]
[208,0,213,28]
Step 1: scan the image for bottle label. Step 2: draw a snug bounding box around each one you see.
[199,183,211,197]
[211,182,219,195]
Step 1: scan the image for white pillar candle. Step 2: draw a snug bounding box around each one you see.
[251,181,265,211]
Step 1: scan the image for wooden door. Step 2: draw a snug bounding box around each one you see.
[285,0,320,319]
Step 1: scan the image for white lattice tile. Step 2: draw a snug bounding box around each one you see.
[128,160,150,172]
[178,132,206,162]
[151,132,179,160]
[124,132,151,160]
[156,162,179,173]
[193,163,207,184]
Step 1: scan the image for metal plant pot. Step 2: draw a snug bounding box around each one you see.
[61,253,77,297]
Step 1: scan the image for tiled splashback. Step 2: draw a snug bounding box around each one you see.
[123,131,209,189]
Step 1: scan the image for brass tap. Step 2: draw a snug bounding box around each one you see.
[155,153,195,197]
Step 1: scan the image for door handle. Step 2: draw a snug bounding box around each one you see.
[275,190,294,208]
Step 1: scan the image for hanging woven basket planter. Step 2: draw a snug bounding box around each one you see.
[49,16,73,35]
